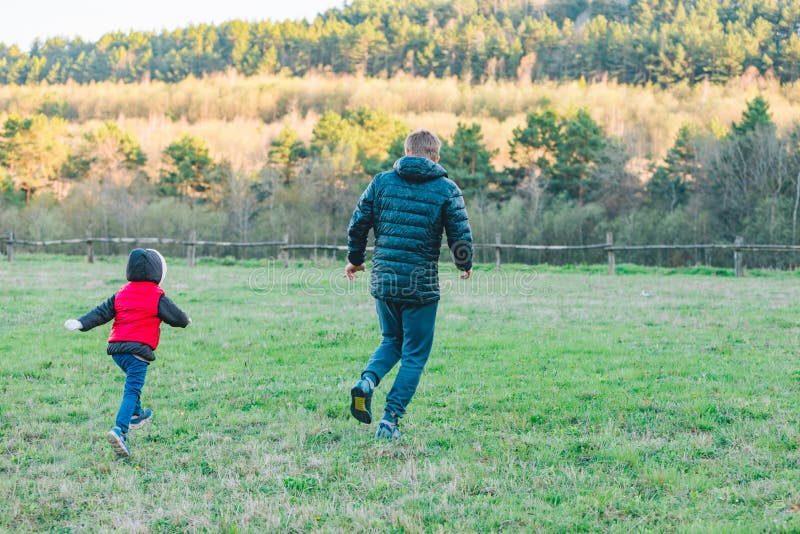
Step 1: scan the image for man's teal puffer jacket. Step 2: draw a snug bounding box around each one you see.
[347,156,474,304]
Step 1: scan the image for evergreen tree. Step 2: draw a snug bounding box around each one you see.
[510,108,606,205]
[159,135,221,199]
[556,109,606,205]
[268,126,308,184]
[440,122,512,199]
[647,125,699,212]
[731,96,774,136]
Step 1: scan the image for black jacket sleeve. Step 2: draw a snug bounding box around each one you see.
[158,295,190,327]
[77,295,116,331]
[347,179,376,266]
[443,187,474,271]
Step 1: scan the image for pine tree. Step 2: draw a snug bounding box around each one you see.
[647,124,699,212]
[509,108,606,205]
[731,96,774,136]
[268,126,308,184]
[159,135,220,199]
[440,122,505,199]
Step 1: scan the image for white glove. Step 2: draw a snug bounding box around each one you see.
[64,319,82,331]
[187,318,192,325]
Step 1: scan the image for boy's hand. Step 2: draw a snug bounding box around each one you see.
[345,263,366,280]
[64,319,82,331]
[460,269,472,280]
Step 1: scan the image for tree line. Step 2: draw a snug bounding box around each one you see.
[3,97,800,268]
[2,0,800,86]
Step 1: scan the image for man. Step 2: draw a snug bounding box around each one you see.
[345,128,473,439]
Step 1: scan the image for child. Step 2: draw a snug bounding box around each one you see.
[345,128,473,439]
[64,248,190,457]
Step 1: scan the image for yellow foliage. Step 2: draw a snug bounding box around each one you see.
[2,73,799,176]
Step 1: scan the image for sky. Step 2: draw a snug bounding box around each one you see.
[2,0,347,50]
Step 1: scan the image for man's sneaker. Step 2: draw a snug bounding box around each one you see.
[350,379,373,424]
[129,409,153,429]
[106,426,131,457]
[375,419,401,439]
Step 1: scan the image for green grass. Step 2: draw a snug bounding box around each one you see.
[2,255,800,532]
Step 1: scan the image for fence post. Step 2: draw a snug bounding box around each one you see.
[86,229,94,264]
[283,233,290,268]
[606,232,615,276]
[495,233,502,271]
[6,231,13,262]
[187,230,196,268]
[734,236,744,278]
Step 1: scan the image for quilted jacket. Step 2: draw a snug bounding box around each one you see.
[347,156,473,304]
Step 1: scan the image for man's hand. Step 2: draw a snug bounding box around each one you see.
[345,263,366,281]
[460,268,472,280]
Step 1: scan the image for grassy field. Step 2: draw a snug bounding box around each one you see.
[2,255,800,532]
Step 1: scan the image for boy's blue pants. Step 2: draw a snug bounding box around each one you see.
[112,353,148,434]
[363,299,438,420]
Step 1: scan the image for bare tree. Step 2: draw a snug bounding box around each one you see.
[225,171,259,242]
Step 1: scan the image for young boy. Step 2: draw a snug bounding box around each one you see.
[64,248,190,457]
[345,128,473,439]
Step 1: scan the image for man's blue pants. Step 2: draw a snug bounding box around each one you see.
[363,299,438,420]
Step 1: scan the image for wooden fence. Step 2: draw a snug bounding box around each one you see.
[5,230,800,277]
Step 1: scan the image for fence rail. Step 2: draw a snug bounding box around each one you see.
[4,230,800,277]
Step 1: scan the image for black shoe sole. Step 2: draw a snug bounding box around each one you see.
[350,386,372,424]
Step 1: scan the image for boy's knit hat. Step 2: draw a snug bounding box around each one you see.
[126,248,167,285]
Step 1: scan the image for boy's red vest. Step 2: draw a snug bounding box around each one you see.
[108,282,165,349]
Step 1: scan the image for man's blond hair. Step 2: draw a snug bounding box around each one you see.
[404,129,441,161]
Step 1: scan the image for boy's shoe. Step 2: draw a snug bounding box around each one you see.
[106,426,131,457]
[350,379,373,424]
[375,419,401,439]
[129,408,153,429]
